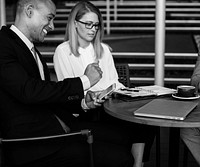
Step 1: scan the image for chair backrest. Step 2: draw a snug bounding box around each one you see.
[115,63,130,87]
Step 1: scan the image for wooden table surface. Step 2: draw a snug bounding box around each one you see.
[104,97,200,128]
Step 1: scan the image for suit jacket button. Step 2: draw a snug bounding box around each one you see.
[74,95,79,100]
[68,96,72,100]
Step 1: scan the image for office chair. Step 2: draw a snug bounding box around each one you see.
[115,63,131,87]
[0,129,94,167]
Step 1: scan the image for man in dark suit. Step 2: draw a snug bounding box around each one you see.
[180,50,200,166]
[0,0,134,167]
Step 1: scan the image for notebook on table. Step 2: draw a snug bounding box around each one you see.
[114,85,176,101]
[133,99,199,120]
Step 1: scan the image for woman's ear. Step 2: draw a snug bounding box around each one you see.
[24,4,34,18]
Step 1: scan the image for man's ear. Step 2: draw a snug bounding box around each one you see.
[24,4,34,18]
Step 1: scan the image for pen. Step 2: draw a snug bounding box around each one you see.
[120,88,140,92]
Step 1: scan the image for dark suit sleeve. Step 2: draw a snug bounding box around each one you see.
[0,29,84,105]
[191,55,200,88]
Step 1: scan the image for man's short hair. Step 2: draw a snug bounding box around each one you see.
[16,0,54,14]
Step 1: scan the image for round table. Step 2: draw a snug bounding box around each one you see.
[104,97,200,167]
[104,97,200,127]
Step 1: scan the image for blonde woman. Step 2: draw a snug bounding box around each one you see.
[54,1,156,167]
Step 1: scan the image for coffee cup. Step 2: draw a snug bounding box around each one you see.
[177,85,196,97]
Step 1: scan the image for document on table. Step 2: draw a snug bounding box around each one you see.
[136,85,176,96]
[114,85,176,98]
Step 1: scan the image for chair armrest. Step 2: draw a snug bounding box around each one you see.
[1,129,92,143]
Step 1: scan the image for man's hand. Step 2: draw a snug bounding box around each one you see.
[84,62,103,87]
[85,91,105,109]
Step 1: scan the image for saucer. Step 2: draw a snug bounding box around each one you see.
[172,94,200,100]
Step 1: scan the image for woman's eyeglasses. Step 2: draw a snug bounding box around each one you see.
[76,20,100,30]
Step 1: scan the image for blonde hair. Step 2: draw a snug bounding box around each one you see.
[64,1,104,59]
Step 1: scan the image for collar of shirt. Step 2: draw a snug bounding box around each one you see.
[10,25,34,52]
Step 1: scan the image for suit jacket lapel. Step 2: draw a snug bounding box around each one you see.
[2,26,50,80]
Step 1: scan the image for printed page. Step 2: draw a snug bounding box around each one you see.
[114,87,157,98]
[136,85,176,96]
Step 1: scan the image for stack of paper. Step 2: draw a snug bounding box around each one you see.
[115,85,176,98]
[136,85,176,96]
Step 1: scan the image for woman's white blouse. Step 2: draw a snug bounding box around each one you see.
[54,41,124,93]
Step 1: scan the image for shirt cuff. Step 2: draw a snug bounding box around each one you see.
[81,98,89,111]
[80,75,90,91]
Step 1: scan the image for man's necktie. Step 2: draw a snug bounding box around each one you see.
[54,115,70,133]
[31,47,45,80]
